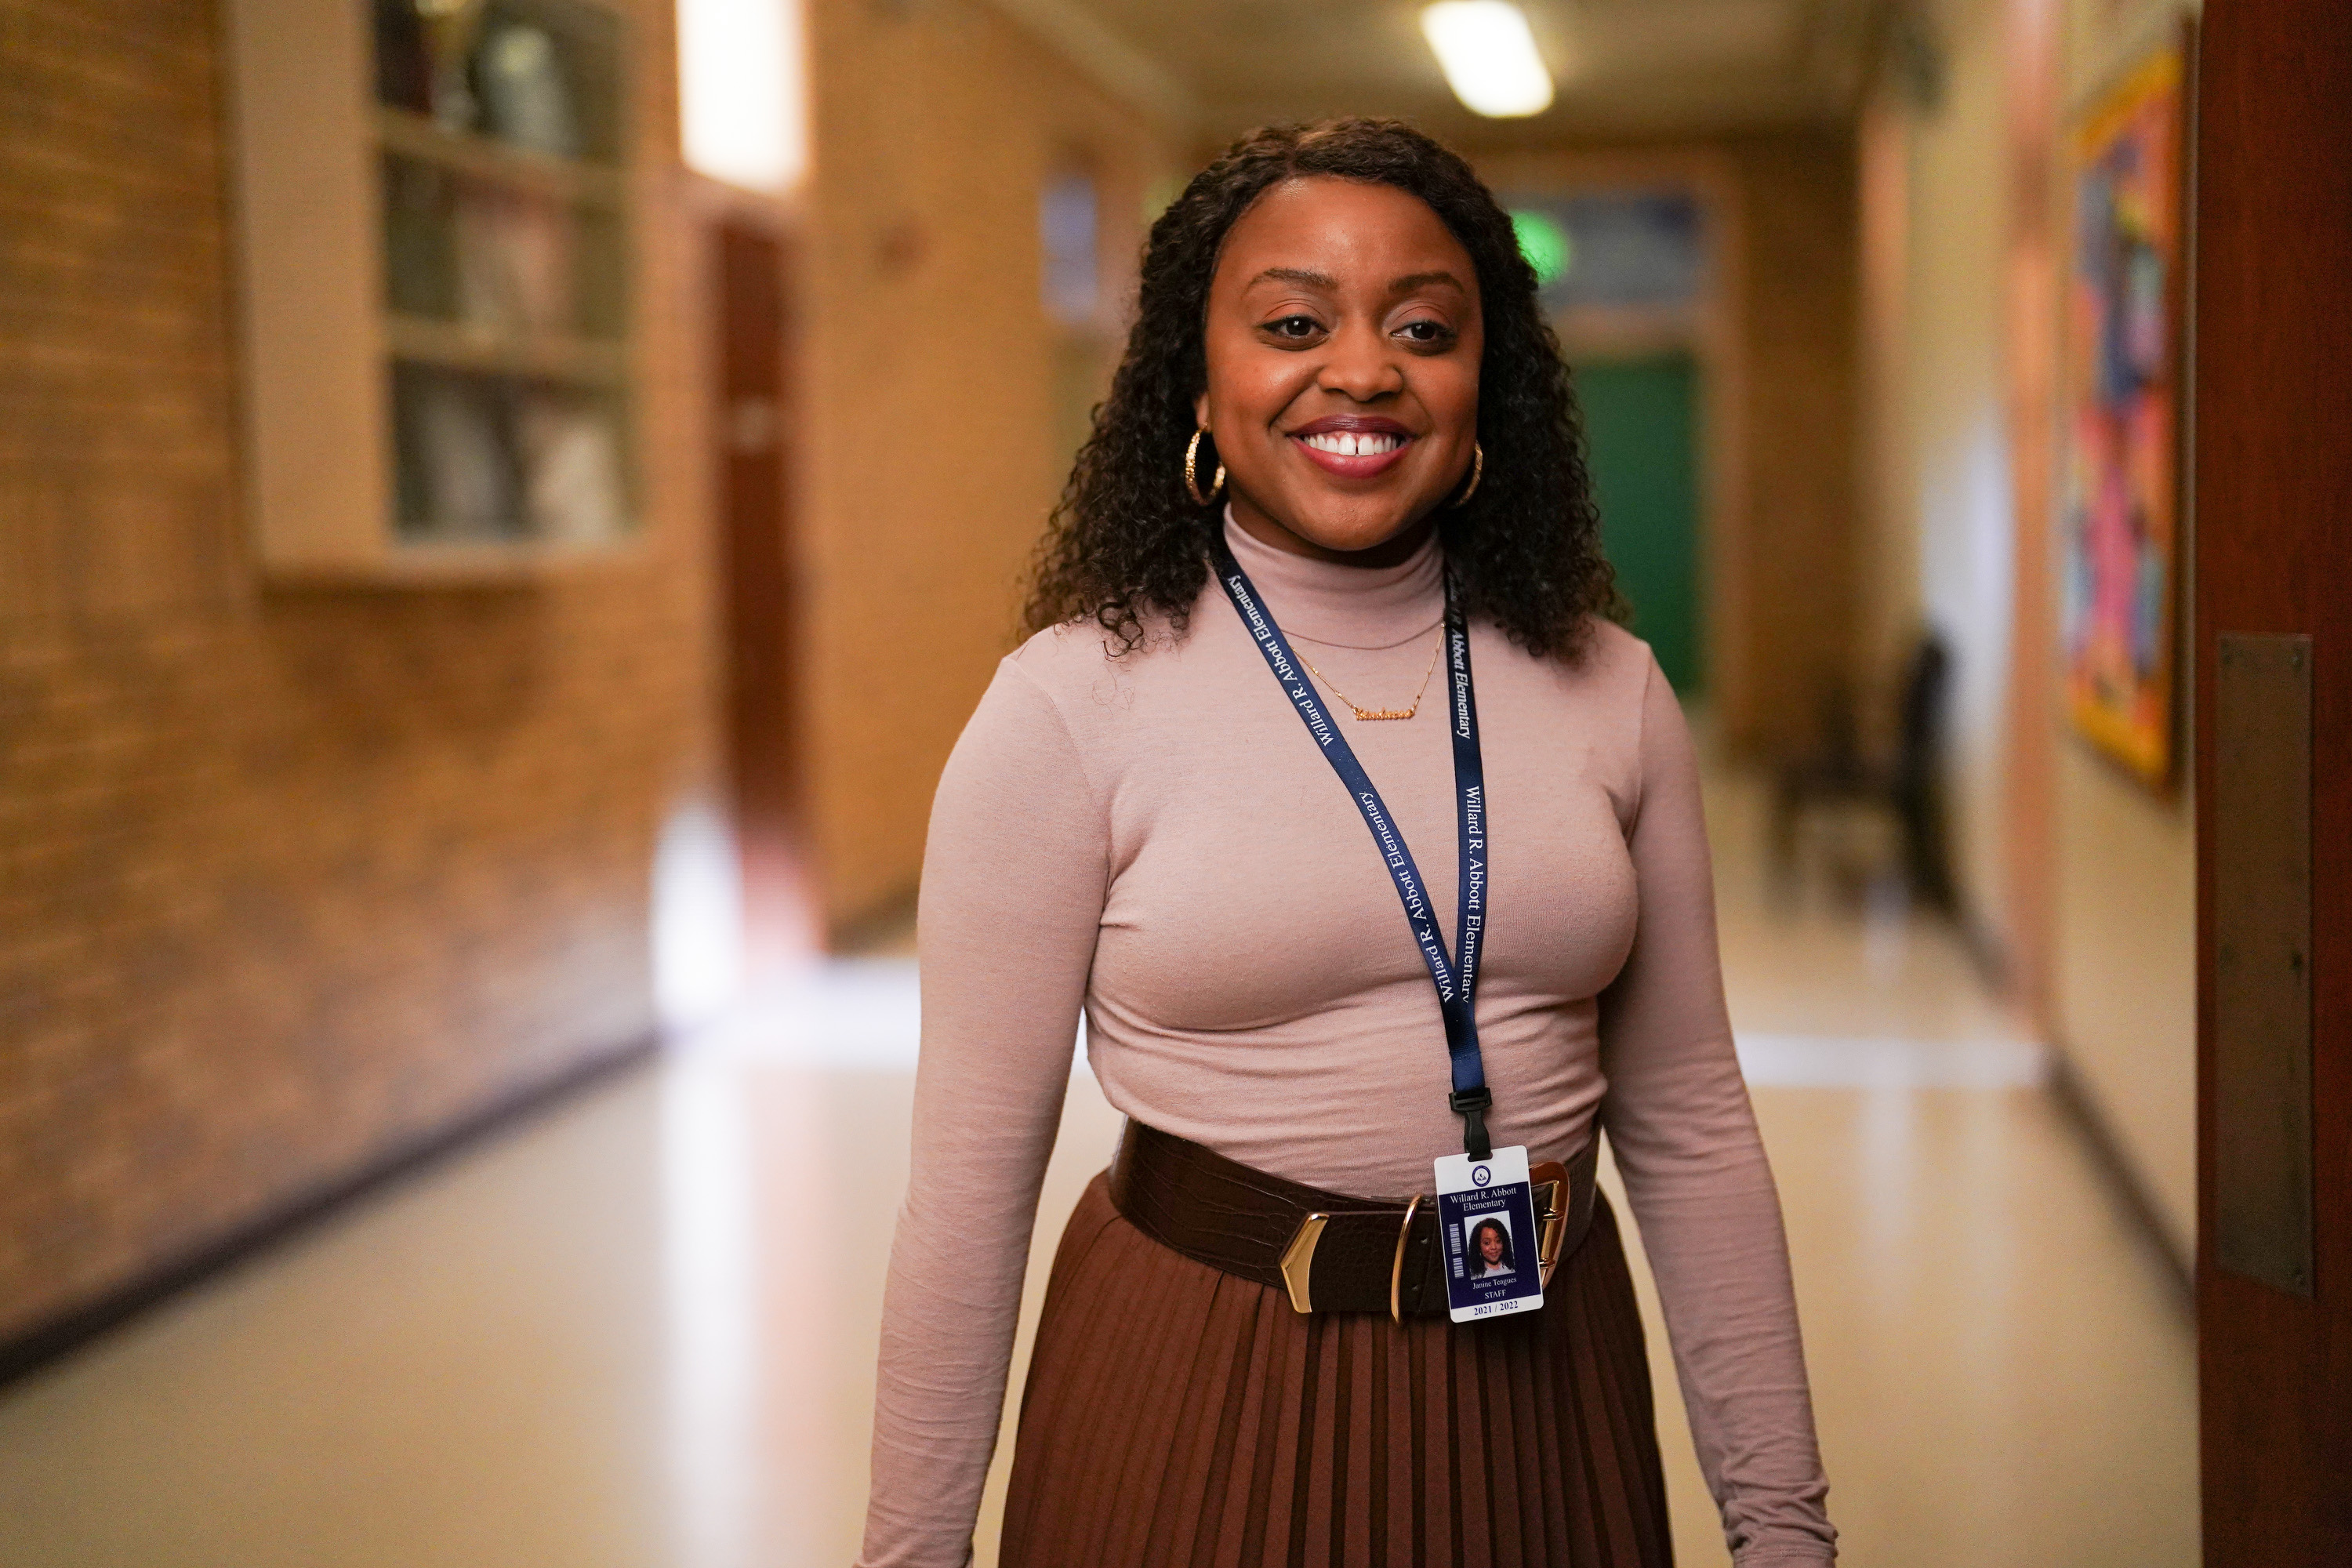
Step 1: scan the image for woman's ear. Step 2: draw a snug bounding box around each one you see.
[1192,389,1209,430]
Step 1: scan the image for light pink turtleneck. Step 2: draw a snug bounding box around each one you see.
[860,518,1835,1566]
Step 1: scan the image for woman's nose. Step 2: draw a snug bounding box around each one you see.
[1316,322,1403,402]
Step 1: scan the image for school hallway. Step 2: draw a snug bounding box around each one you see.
[15,0,2343,1556]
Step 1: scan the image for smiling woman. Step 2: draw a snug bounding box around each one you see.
[863,118,1835,1568]
[1196,178,1485,558]
[1022,119,1619,659]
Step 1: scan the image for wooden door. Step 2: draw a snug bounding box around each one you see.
[714,221,804,975]
[2195,0,2352,1555]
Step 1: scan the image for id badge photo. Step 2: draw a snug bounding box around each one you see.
[1433,1145,1545,1323]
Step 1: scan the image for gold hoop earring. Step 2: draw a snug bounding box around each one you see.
[1185,428,1226,507]
[1450,441,1484,507]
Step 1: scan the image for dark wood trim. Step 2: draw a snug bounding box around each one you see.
[2195,0,2352,1552]
[0,1033,660,1392]
[713,220,811,985]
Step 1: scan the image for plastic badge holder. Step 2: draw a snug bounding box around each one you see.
[1433,1145,1545,1323]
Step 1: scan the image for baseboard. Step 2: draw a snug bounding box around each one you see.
[0,1032,660,1392]
[1935,904,2191,1318]
[1951,902,2013,995]
[2043,1045,2195,1316]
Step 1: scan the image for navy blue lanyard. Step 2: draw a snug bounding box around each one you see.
[1210,539,1497,1160]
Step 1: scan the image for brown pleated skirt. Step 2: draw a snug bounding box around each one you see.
[1000,1171,1675,1568]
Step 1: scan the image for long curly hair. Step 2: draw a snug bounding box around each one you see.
[1021,118,1617,660]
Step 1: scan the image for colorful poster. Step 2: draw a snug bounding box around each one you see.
[2063,42,2186,786]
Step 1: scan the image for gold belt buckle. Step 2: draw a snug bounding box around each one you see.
[1532,1163,1570,1287]
[1389,1193,1425,1323]
[1277,1213,1330,1314]
[1277,1196,1431,1319]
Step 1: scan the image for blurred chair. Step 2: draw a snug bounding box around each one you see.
[1768,635,1954,913]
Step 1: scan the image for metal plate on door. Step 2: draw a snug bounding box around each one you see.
[2212,633,2314,1298]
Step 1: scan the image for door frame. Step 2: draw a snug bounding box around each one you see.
[1474,148,1748,730]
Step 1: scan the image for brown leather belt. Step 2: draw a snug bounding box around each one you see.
[1107,1121,1600,1320]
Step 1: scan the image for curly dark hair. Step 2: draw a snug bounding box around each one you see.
[1021,117,1616,660]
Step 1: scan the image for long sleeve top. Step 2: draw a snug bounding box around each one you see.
[858,516,1835,1566]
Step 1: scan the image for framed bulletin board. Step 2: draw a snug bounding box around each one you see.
[2061,35,2189,786]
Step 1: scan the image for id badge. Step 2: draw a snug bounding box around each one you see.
[1433,1145,1545,1323]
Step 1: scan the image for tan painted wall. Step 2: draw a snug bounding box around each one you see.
[1857,0,2199,1254]
[2044,0,2200,1254]
[795,0,1180,935]
[1905,0,2015,936]
[2055,747,2197,1253]
[0,0,713,1340]
[1853,99,1920,694]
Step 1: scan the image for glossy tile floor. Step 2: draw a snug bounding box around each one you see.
[0,769,2197,1566]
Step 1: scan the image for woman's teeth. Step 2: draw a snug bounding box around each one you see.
[1299,430,1404,456]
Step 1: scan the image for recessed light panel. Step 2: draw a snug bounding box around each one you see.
[1421,2,1555,118]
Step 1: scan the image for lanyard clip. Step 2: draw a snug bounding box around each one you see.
[1449,1087,1494,1162]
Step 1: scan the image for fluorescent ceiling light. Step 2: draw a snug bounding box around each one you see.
[1421,2,1555,118]
[679,0,808,194]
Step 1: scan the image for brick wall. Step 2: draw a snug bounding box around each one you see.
[0,0,715,1342]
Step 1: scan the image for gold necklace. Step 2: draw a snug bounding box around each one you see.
[1298,633,1445,720]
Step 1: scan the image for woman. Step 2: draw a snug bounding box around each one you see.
[861,118,1833,1567]
[1471,1216,1517,1278]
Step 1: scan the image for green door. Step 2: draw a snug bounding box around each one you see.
[1577,354,1702,694]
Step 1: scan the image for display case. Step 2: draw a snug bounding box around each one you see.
[226,0,640,579]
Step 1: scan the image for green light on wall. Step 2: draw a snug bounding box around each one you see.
[1510,209,1572,286]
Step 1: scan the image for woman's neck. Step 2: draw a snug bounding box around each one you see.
[1220,508,1444,651]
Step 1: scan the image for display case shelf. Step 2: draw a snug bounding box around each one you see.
[376,106,625,209]
[386,314,626,386]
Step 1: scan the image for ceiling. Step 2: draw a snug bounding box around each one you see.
[1036,0,1889,146]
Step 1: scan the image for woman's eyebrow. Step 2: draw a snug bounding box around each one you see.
[1247,266,1339,289]
[1388,270,1467,294]
[1241,266,1468,297]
